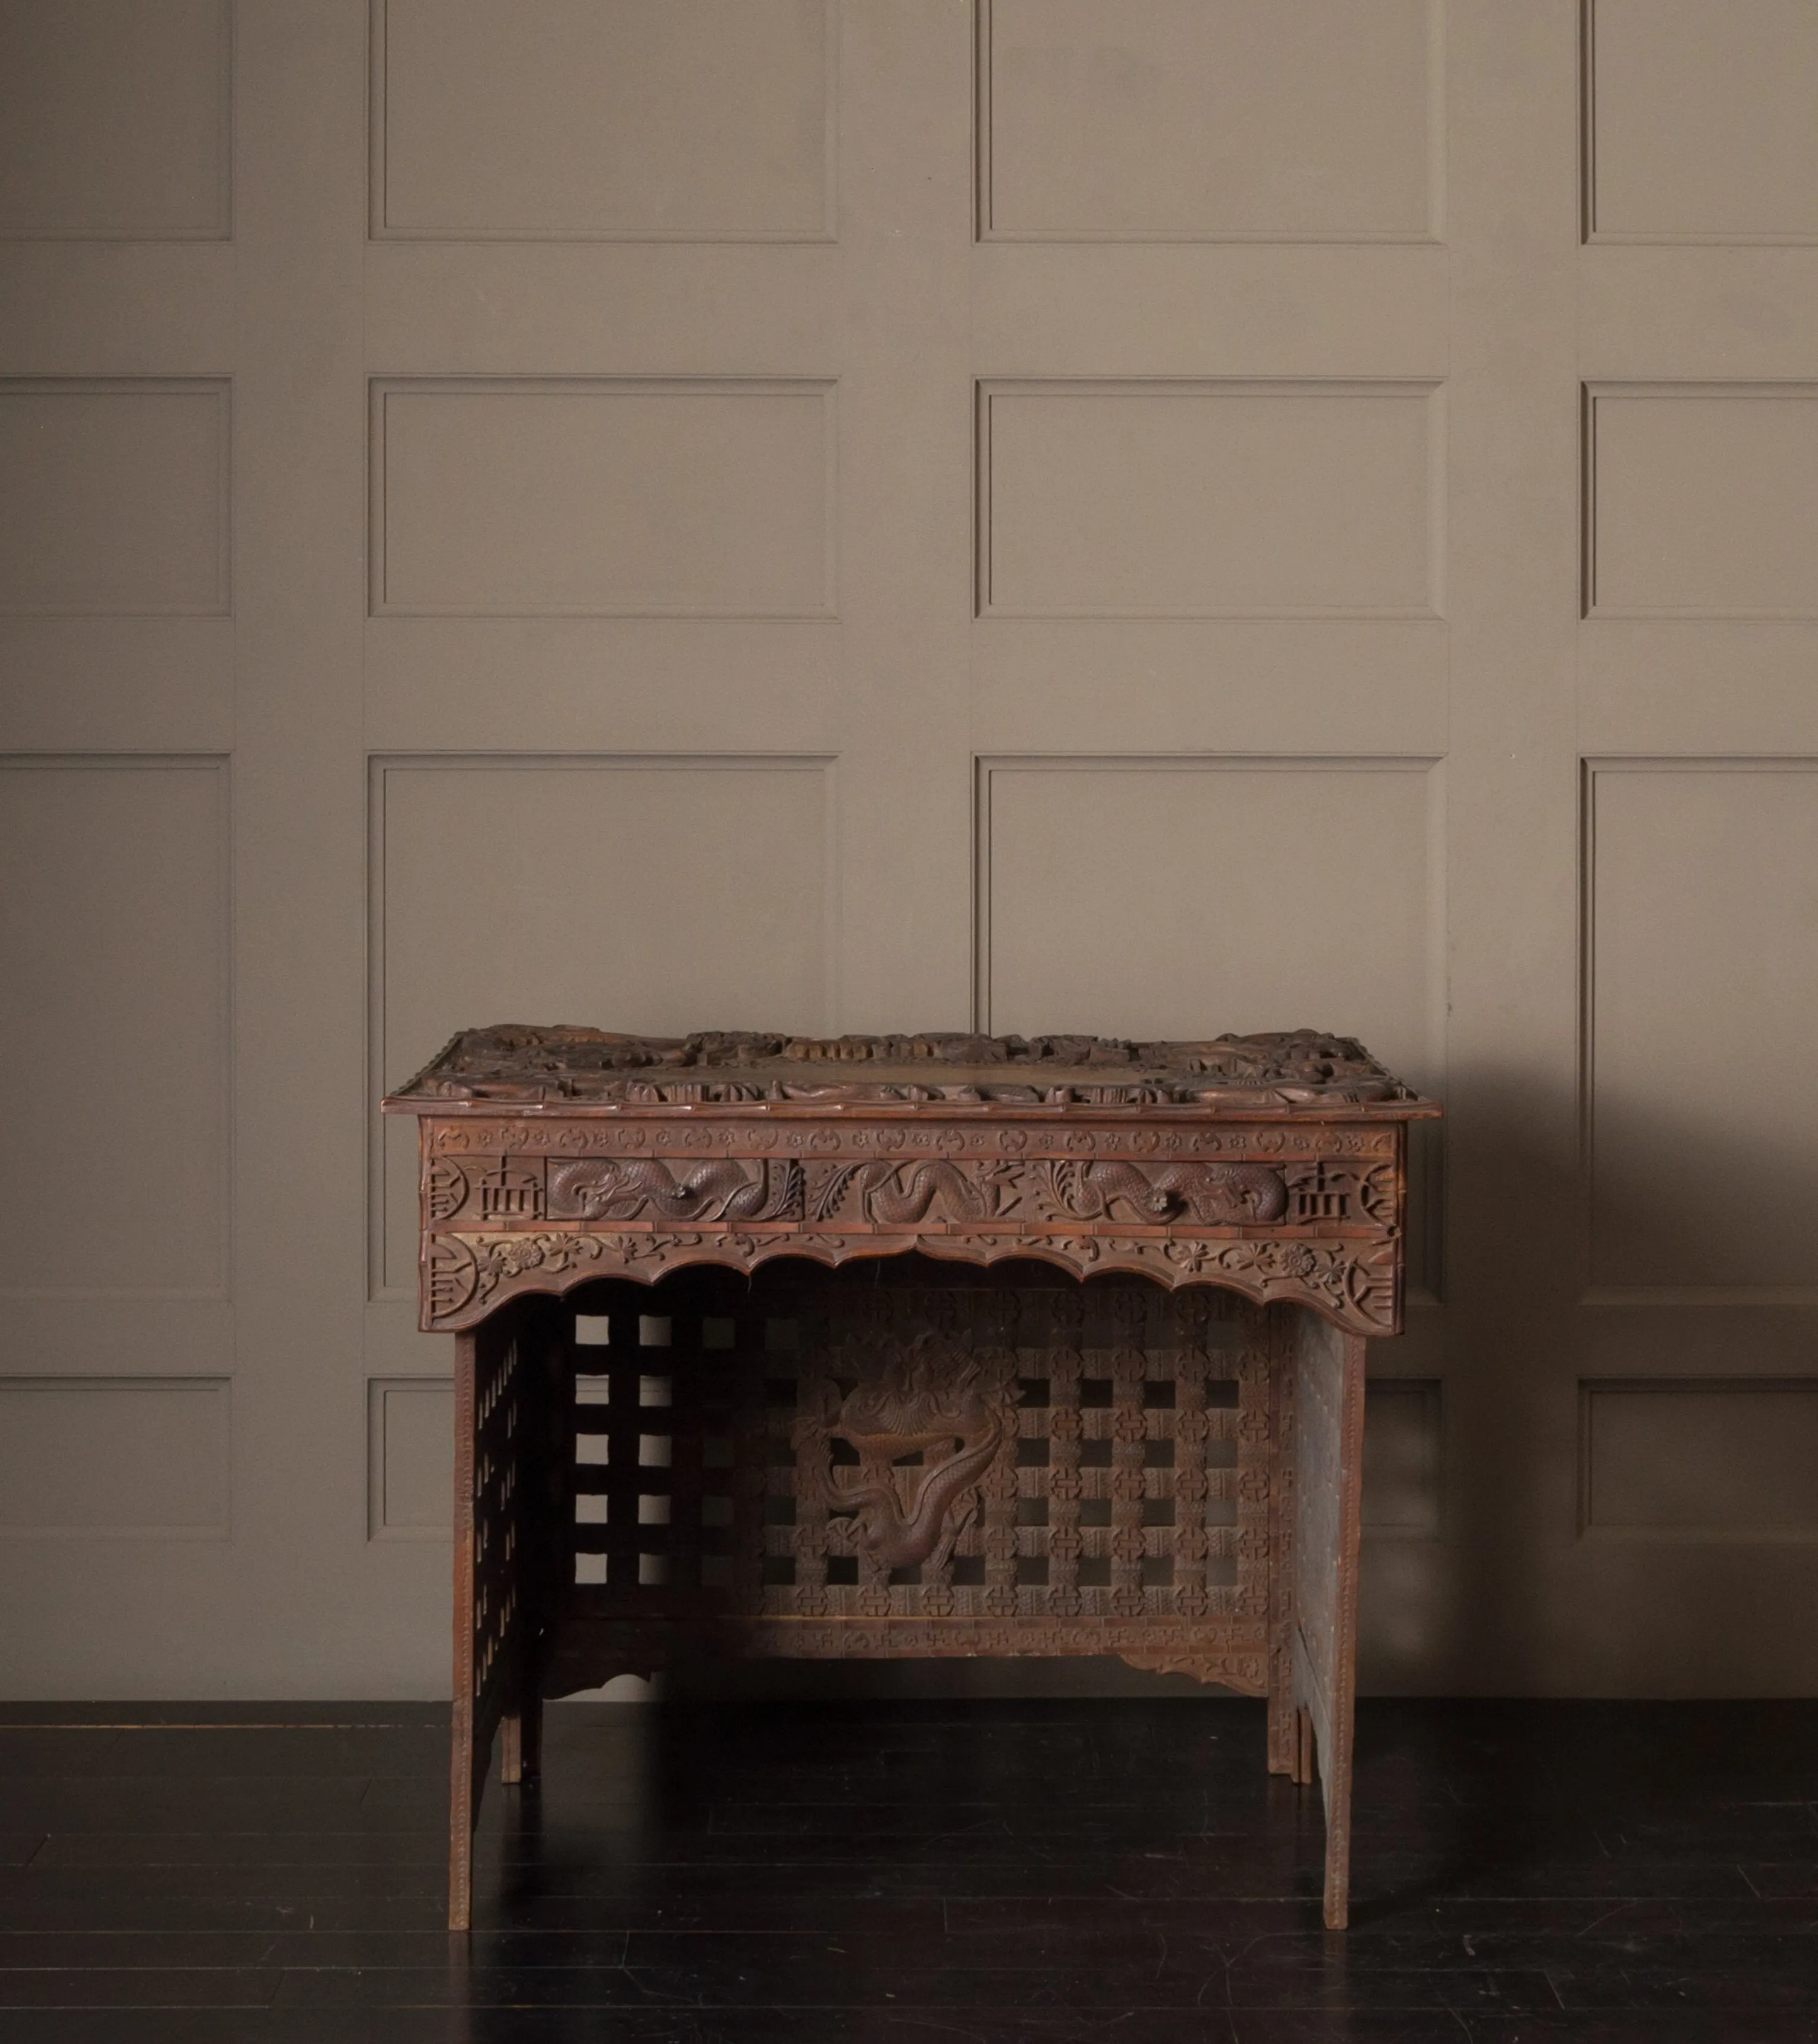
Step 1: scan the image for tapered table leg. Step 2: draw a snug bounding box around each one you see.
[449,1329,478,1932]
[1289,1308,1368,1929]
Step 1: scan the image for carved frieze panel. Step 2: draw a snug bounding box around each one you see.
[414,1125,1406,1335]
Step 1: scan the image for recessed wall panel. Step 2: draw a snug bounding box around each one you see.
[980,758,1439,1080]
[0,1379,228,1535]
[0,382,230,616]
[373,756,832,1292]
[374,0,832,239]
[1362,1380,1442,1538]
[1586,386,1818,618]
[1587,0,1818,242]
[368,1378,453,1538]
[0,0,230,239]
[1586,763,1818,1291]
[372,380,834,617]
[1585,1381,1818,1534]
[980,383,1441,618]
[980,0,1437,242]
[0,758,229,1297]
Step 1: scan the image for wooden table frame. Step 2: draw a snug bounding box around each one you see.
[386,1027,1436,1932]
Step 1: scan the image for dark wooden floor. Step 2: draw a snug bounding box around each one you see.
[1,1694,1817,2041]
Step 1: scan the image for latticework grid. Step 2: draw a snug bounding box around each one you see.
[559,1262,1273,1631]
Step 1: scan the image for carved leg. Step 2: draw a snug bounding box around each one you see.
[1290,1309,1367,1930]
[450,1329,478,1934]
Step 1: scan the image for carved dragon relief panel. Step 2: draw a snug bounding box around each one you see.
[416,1137,1406,1335]
[795,1331,1016,1574]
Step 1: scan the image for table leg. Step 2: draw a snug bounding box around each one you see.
[1290,1309,1368,1929]
[449,1328,478,1933]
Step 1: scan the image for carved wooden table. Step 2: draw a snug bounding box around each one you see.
[385,1027,1437,1931]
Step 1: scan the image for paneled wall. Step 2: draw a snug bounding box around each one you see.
[2,1,1816,1698]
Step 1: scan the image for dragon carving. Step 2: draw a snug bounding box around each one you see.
[1043,1159,1287,1226]
[802,1332,1013,1572]
[811,1159,1006,1226]
[547,1157,803,1223]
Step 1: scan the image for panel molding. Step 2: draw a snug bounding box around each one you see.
[367,1374,453,1541]
[975,379,1446,620]
[0,379,232,618]
[1582,382,1818,620]
[0,0,233,242]
[368,0,838,242]
[1579,756,1818,1306]
[1361,1378,1444,1540]
[974,0,1445,245]
[1581,0,1818,247]
[366,752,839,1301]
[0,752,232,1302]
[369,377,838,619]
[1580,1377,1818,1541]
[0,1375,230,1538]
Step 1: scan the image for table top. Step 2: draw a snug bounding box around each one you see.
[386,1024,1438,1118]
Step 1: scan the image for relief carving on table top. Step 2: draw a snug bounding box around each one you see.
[795,1331,1015,1574]
[392,1023,1431,1110]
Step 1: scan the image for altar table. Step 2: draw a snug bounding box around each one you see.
[384,1026,1438,1930]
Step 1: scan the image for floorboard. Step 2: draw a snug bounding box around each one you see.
[0,1697,1815,2041]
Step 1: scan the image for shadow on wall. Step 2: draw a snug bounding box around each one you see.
[1360,1068,1818,1699]
[548,1074,1818,1706]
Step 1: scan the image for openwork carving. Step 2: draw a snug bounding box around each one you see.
[798,1331,1014,1571]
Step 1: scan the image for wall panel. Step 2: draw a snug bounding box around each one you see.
[1585,761,1818,1294]
[979,382,1442,618]
[1583,1380,1818,1535]
[1586,0,1818,243]
[978,0,1439,242]
[1362,1380,1443,1538]
[0,1378,229,1535]
[0,0,230,239]
[373,0,834,240]
[371,379,835,618]
[1586,385,1818,618]
[367,1377,453,1539]
[0,757,229,1298]
[0,382,230,616]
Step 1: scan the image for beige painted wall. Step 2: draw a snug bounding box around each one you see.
[2,1,1817,1698]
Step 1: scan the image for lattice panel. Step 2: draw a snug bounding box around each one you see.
[558,1264,1272,1631]
[470,1319,526,1708]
